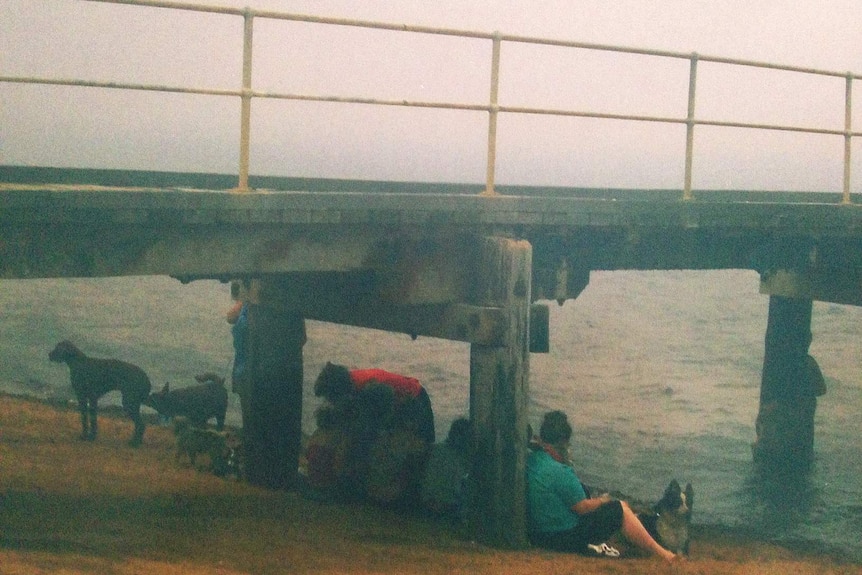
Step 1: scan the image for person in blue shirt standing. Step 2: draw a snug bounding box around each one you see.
[227,298,249,392]
[526,410,677,562]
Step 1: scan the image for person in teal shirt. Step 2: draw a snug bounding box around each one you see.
[526,410,677,561]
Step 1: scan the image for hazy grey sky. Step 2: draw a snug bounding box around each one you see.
[2,0,860,191]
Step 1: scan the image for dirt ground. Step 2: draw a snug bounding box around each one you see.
[0,393,859,575]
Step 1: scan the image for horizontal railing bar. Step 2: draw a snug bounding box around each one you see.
[498,105,684,125]
[252,90,862,138]
[0,75,240,98]
[86,0,496,39]
[84,0,862,81]
[694,118,853,137]
[83,0,244,17]
[253,91,489,112]
[694,54,862,80]
[499,106,856,137]
[501,33,861,80]
[251,10,496,41]
[5,74,858,139]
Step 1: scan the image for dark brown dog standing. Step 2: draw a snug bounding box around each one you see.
[143,372,228,431]
[48,340,151,446]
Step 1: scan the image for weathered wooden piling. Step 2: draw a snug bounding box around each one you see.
[468,236,532,548]
[752,296,820,474]
[242,300,306,489]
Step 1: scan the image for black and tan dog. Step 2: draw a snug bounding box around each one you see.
[49,340,151,446]
[144,372,228,430]
[638,479,694,555]
[173,416,238,476]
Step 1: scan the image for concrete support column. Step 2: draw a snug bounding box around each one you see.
[752,296,818,474]
[242,301,306,490]
[468,236,532,548]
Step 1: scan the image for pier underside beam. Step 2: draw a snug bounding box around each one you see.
[760,268,862,307]
[245,273,507,345]
[236,271,550,352]
[468,236,532,549]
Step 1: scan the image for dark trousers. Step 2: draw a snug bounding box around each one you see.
[530,500,623,553]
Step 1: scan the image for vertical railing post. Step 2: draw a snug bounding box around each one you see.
[237,8,254,192]
[843,73,853,205]
[683,53,698,201]
[482,32,502,197]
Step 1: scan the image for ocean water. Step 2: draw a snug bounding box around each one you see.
[1,270,860,560]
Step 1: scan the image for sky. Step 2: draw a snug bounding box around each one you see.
[2,0,861,191]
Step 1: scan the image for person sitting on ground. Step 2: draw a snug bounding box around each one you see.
[420,417,471,520]
[525,410,677,562]
[304,405,350,499]
[364,404,429,508]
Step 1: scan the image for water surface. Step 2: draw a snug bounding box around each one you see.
[2,270,859,560]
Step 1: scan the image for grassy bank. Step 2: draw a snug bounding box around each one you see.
[0,393,858,575]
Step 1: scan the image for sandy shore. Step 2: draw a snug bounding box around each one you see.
[0,393,858,575]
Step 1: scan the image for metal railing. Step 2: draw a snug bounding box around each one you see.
[2,0,860,202]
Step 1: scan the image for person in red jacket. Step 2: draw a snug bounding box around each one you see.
[314,362,435,444]
[311,362,437,506]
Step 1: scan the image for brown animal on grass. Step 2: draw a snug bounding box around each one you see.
[48,340,151,446]
[143,372,228,430]
[173,416,236,476]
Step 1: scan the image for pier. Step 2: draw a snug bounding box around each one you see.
[2,0,861,548]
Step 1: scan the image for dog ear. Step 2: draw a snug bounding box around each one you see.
[685,483,694,507]
[162,382,170,393]
[668,479,681,493]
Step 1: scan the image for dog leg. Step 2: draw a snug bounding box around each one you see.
[128,409,145,447]
[87,400,98,440]
[122,393,146,447]
[129,425,144,447]
[76,396,89,440]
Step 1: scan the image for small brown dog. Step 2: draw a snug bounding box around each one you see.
[173,417,236,476]
[48,340,151,446]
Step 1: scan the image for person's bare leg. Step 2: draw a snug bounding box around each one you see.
[618,501,677,561]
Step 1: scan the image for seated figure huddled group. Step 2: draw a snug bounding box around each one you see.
[305,361,470,518]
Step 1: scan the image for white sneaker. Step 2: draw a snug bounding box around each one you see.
[586,542,621,558]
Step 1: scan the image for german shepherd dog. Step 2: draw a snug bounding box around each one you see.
[49,340,151,446]
[638,480,694,555]
[143,372,228,430]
